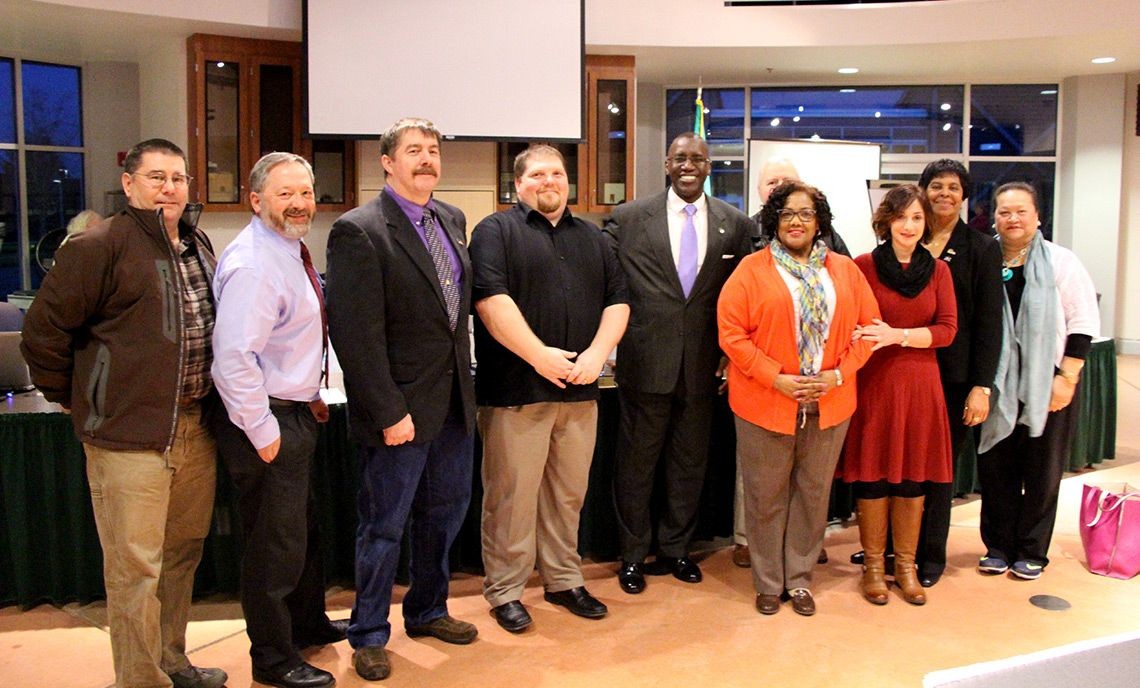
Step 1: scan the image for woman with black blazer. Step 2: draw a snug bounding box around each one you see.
[916,159,1004,586]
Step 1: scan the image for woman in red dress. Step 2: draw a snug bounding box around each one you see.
[842,184,957,606]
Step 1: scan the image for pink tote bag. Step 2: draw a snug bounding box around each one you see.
[1080,482,1140,580]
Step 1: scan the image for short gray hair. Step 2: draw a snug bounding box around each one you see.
[249,152,314,193]
[380,117,441,159]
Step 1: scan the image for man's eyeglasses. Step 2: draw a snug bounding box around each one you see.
[668,155,711,166]
[777,209,817,223]
[132,172,194,189]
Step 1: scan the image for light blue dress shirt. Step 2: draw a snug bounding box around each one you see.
[211,216,324,449]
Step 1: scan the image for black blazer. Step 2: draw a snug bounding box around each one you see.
[935,219,1004,388]
[603,191,754,396]
[325,190,475,446]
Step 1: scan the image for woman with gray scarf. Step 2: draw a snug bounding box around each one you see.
[977,182,1099,581]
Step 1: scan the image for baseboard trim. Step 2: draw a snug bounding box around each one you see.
[1117,338,1140,355]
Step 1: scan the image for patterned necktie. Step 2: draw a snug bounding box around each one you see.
[423,210,460,331]
[677,203,699,297]
[299,242,328,386]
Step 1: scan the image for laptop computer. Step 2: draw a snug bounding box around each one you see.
[0,331,35,393]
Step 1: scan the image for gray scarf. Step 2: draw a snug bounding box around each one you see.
[979,231,1056,453]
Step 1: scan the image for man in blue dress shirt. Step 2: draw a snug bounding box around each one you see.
[211,152,343,688]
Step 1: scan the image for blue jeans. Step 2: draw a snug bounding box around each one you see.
[348,410,473,649]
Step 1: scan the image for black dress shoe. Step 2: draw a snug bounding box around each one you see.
[294,618,349,649]
[544,586,607,619]
[920,570,943,588]
[492,600,532,633]
[252,661,335,688]
[645,556,703,583]
[618,561,646,594]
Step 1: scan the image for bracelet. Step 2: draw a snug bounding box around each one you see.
[901,329,910,348]
[979,387,991,396]
[834,368,844,387]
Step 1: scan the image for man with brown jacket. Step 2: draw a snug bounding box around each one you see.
[21,139,227,688]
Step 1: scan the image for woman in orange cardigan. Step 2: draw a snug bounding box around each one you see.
[718,181,879,616]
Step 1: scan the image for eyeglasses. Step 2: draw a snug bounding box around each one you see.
[668,155,711,166]
[132,172,194,189]
[777,209,817,223]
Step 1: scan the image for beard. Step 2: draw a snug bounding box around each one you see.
[535,189,563,214]
[267,208,313,239]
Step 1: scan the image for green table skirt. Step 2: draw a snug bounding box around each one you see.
[1,340,1117,608]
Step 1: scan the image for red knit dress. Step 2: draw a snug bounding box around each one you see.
[840,255,957,484]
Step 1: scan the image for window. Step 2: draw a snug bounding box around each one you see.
[970,84,1057,156]
[664,83,1057,214]
[749,86,964,155]
[1,57,85,299]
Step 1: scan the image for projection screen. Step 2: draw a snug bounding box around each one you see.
[304,0,585,140]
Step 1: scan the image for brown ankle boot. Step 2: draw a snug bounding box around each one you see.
[891,496,927,605]
[856,498,889,605]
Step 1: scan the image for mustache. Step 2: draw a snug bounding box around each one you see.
[414,166,438,176]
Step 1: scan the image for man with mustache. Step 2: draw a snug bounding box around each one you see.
[326,118,478,682]
[211,152,342,688]
[470,145,629,632]
[603,133,754,594]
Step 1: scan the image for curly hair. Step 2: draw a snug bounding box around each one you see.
[871,184,932,242]
[918,159,972,201]
[758,181,834,244]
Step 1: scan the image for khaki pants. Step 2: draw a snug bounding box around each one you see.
[736,412,849,595]
[84,403,217,688]
[479,401,597,608]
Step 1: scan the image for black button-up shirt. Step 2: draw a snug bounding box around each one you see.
[470,203,628,406]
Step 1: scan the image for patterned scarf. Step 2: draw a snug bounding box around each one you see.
[771,238,830,375]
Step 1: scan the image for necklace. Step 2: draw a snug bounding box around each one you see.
[1001,246,1028,282]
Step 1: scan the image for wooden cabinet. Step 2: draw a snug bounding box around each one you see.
[497,55,634,214]
[186,34,355,213]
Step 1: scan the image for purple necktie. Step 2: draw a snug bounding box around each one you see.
[678,203,698,298]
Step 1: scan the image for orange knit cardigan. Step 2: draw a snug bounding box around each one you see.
[717,248,880,435]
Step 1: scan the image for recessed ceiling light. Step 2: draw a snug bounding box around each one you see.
[1040,89,1058,95]
[838,67,859,75]
[792,115,801,122]
[1091,56,1116,64]
[839,88,856,93]
[216,62,226,68]
[940,103,951,111]
[797,105,804,112]
[770,118,781,127]
[874,111,881,118]
[942,123,952,132]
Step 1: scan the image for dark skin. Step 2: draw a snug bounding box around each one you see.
[665,134,711,203]
[768,192,838,404]
[664,134,730,390]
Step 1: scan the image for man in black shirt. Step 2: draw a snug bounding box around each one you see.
[470,144,629,633]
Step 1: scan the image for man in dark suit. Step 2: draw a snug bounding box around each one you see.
[326,118,478,683]
[603,133,754,594]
